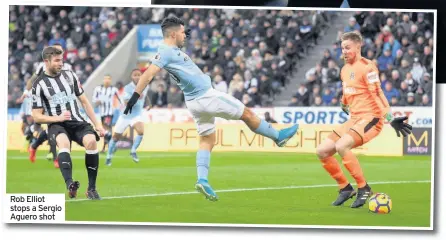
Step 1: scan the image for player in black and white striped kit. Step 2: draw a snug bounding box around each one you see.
[31,46,105,200]
[27,43,72,167]
[92,75,121,153]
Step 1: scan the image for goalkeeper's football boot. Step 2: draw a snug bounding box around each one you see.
[85,189,102,200]
[351,184,373,208]
[195,179,218,201]
[275,124,299,147]
[332,183,357,206]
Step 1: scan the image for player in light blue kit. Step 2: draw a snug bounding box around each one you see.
[124,16,299,201]
[106,69,150,166]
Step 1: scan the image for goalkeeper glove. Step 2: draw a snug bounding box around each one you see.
[386,114,413,137]
[341,103,349,115]
[124,92,140,115]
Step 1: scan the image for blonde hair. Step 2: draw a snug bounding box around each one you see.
[341,31,363,44]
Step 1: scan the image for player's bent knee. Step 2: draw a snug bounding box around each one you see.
[335,141,349,155]
[316,145,335,159]
[83,134,98,150]
[56,134,70,149]
[240,107,253,121]
[316,145,328,159]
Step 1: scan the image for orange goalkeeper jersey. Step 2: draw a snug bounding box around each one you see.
[340,57,390,118]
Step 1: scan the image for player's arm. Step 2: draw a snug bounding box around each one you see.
[27,64,44,91]
[78,94,101,127]
[71,71,104,133]
[125,50,168,114]
[32,108,66,124]
[18,89,28,103]
[363,66,412,137]
[363,66,390,116]
[340,94,349,115]
[135,64,162,95]
[135,50,170,95]
[339,68,349,115]
[25,73,39,91]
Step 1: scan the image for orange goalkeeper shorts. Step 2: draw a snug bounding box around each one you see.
[328,116,384,148]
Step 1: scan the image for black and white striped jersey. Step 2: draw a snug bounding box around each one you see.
[92,85,121,117]
[31,70,86,122]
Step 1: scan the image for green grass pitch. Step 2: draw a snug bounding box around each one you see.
[6,150,432,228]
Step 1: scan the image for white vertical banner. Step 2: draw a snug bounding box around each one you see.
[3,194,65,223]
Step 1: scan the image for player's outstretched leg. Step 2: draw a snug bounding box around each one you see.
[130,122,145,163]
[240,108,298,147]
[316,137,356,206]
[55,134,79,199]
[194,132,218,201]
[336,134,372,208]
[83,134,101,200]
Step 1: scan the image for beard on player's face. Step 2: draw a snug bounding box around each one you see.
[176,36,184,48]
[47,61,62,75]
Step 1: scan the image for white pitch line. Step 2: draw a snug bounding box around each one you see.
[66,180,430,202]
[7,153,193,160]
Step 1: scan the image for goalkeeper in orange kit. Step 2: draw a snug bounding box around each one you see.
[316,31,413,208]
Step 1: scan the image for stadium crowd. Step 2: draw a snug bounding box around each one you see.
[292,11,434,107]
[8,6,434,109]
[139,8,334,108]
[8,6,138,108]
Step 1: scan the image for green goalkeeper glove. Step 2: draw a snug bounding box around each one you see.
[341,103,349,115]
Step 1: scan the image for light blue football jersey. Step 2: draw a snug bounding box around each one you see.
[151,43,212,101]
[122,81,149,118]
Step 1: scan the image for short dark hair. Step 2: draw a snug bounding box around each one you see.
[161,16,185,37]
[131,68,142,74]
[41,46,63,61]
[51,42,63,48]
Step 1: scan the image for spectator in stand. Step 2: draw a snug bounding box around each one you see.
[321,88,335,106]
[404,92,418,106]
[293,84,310,106]
[420,94,431,106]
[344,17,361,33]
[151,84,168,108]
[377,48,394,71]
[213,74,228,93]
[404,72,419,93]
[167,85,184,108]
[383,81,400,102]
[8,7,433,109]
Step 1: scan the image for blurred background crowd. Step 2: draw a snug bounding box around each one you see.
[8,6,433,109]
